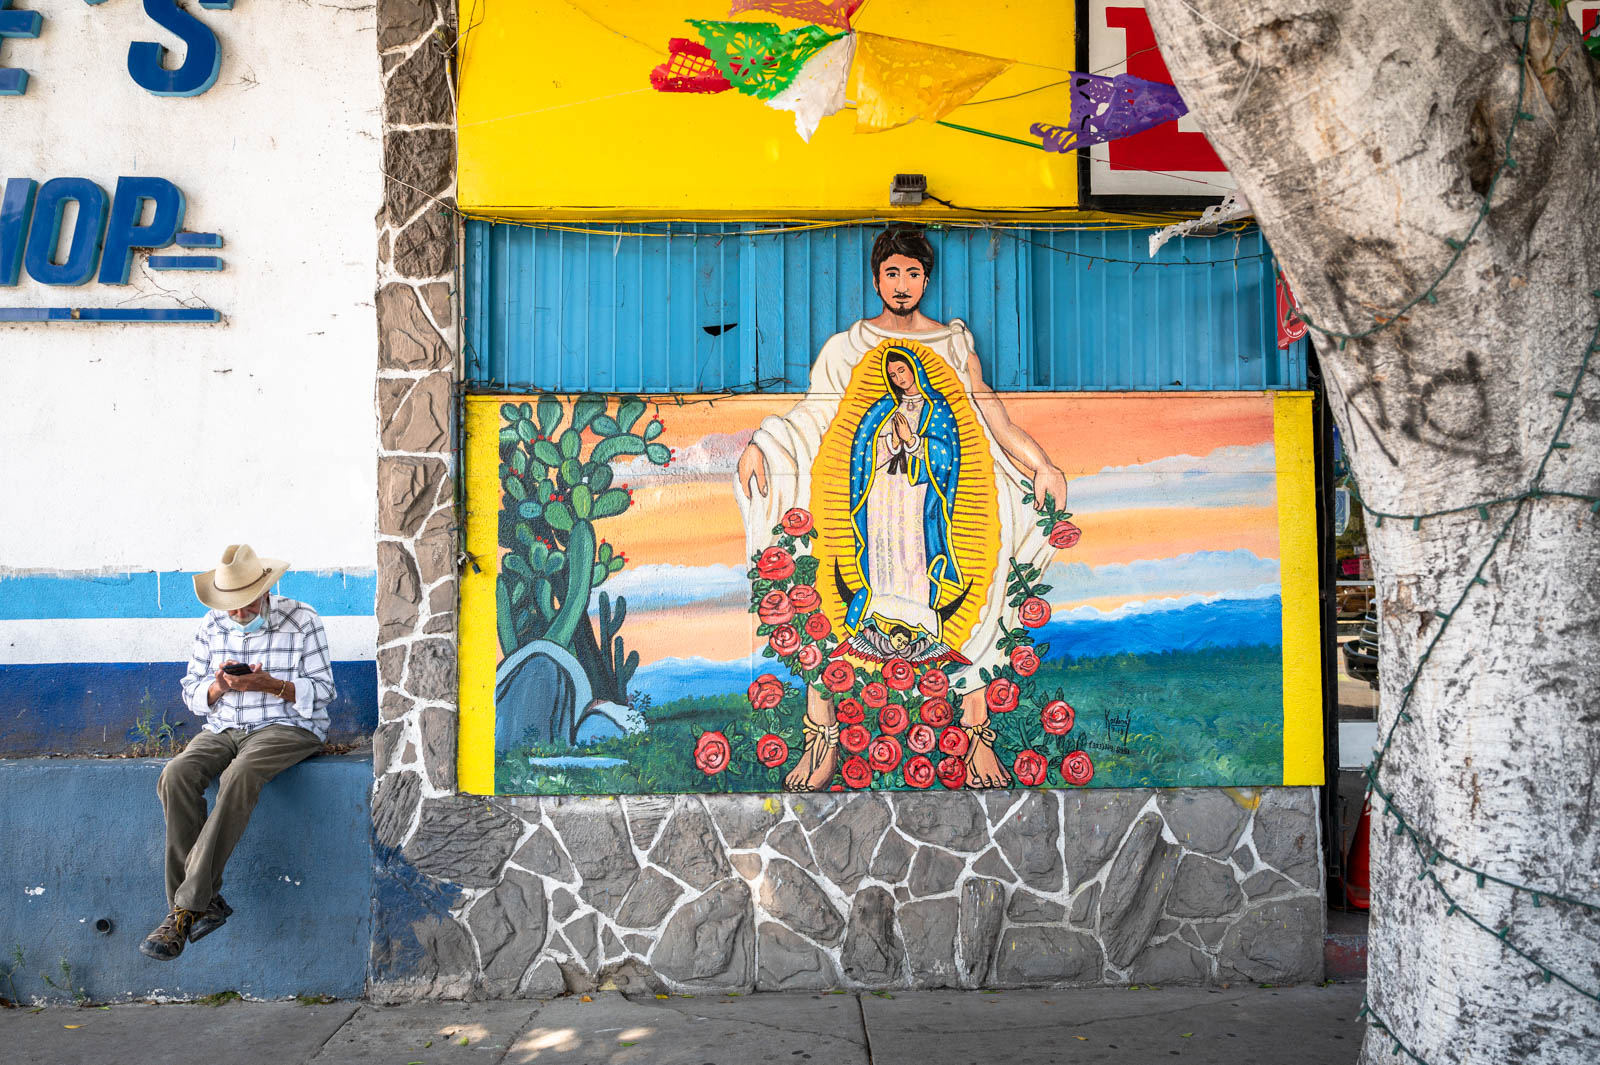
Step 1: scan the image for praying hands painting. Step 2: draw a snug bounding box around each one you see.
[461,229,1322,797]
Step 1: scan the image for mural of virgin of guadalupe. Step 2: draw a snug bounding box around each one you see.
[837,346,972,668]
[737,225,1068,791]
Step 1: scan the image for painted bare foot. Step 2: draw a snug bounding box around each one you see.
[959,690,1011,788]
[784,694,839,792]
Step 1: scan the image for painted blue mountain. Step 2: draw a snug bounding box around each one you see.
[632,596,1284,705]
[633,653,805,708]
[1037,595,1283,662]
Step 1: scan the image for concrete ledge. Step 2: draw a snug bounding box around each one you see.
[0,756,373,1003]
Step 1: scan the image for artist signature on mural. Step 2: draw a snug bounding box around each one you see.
[1085,740,1133,756]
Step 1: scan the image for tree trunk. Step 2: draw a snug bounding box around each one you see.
[1141,1,1600,1061]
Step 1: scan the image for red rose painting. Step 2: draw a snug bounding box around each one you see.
[821,661,856,693]
[985,677,1019,714]
[757,589,794,625]
[1061,750,1095,786]
[903,755,936,789]
[919,699,954,728]
[1047,520,1081,549]
[756,546,795,580]
[877,703,908,735]
[938,726,969,758]
[1041,700,1075,736]
[867,734,903,774]
[756,733,789,767]
[882,657,916,690]
[936,756,967,789]
[769,624,802,656]
[1012,748,1048,786]
[839,724,871,753]
[747,674,784,710]
[788,584,821,612]
[1009,646,1040,677]
[694,731,731,775]
[1018,596,1051,628]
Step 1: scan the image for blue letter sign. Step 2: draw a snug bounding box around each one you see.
[99,177,187,284]
[0,178,36,285]
[23,179,110,287]
[0,0,42,96]
[127,0,223,97]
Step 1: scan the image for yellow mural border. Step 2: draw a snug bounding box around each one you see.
[1274,392,1324,785]
[458,396,501,795]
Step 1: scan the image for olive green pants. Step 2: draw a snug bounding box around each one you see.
[157,724,322,913]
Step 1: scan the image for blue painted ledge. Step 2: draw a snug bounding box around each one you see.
[0,756,373,1002]
[0,661,377,755]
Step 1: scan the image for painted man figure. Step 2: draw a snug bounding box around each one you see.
[139,544,337,960]
[736,225,1068,791]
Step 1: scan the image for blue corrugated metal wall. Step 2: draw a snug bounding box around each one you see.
[464,222,1304,393]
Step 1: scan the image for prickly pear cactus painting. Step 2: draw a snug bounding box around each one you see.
[491,395,669,756]
[471,392,1323,796]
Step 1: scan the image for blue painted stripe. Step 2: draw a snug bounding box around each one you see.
[0,570,377,620]
[147,255,224,271]
[0,661,378,755]
[176,231,224,248]
[0,306,221,322]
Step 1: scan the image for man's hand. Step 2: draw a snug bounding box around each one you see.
[737,443,768,499]
[1031,465,1070,513]
[216,662,279,694]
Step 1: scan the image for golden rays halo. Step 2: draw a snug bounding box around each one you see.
[810,337,1001,654]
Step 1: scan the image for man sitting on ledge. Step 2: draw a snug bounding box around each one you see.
[140,544,337,961]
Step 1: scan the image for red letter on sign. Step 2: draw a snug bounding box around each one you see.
[1104,6,1225,173]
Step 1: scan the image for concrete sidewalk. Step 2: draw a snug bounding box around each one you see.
[6,984,1365,1065]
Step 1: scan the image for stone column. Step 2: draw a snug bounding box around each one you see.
[373,0,459,854]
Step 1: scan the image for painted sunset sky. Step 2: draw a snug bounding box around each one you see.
[582,394,1282,675]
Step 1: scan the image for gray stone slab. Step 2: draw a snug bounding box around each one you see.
[1157,789,1252,858]
[652,878,756,989]
[503,990,869,1064]
[309,1002,542,1063]
[757,922,838,991]
[8,1001,356,1065]
[860,984,1366,1065]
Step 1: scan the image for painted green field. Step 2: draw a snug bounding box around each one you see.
[495,643,1284,795]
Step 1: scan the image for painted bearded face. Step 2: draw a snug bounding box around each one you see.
[875,253,929,317]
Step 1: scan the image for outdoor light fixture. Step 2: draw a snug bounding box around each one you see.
[889,173,927,206]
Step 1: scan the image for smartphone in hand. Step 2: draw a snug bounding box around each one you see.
[222,663,253,676]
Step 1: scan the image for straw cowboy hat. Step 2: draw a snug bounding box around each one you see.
[193,544,290,611]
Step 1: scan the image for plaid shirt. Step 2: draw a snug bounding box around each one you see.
[179,594,337,740]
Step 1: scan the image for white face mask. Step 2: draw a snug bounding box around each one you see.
[226,597,269,634]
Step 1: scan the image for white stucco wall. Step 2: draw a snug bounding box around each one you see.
[0,1,382,572]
